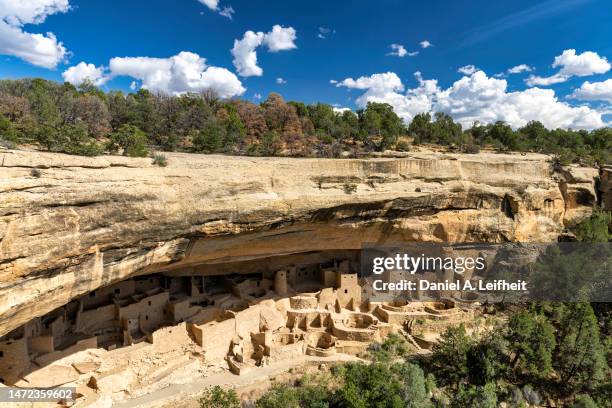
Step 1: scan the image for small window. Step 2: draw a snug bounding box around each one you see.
[114,288,120,295]
[148,301,152,306]
[0,378,4,384]
[89,292,96,298]
[145,315,149,320]
[0,351,4,357]
[344,289,348,294]
[149,278,153,283]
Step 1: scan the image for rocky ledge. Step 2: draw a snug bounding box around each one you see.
[0,149,607,336]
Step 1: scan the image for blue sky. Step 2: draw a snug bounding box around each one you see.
[0,0,611,129]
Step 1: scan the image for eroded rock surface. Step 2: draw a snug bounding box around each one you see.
[0,149,603,337]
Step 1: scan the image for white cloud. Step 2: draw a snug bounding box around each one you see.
[62,62,107,86]
[253,92,262,100]
[387,44,418,57]
[329,79,338,84]
[525,73,568,86]
[231,30,265,77]
[336,70,605,129]
[570,79,612,103]
[458,65,479,75]
[553,49,610,76]
[197,0,234,19]
[198,0,218,9]
[263,25,297,52]
[109,51,245,98]
[0,0,70,68]
[507,64,533,74]
[387,44,407,57]
[420,40,433,48]
[129,81,138,90]
[276,77,287,84]
[525,49,610,86]
[332,105,351,114]
[218,6,234,19]
[336,72,438,123]
[231,25,297,77]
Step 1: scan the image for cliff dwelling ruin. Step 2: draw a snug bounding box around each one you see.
[0,250,480,405]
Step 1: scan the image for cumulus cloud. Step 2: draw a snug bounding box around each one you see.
[570,79,612,103]
[0,0,70,68]
[62,62,107,86]
[231,25,297,77]
[263,25,297,52]
[109,51,245,97]
[231,31,265,77]
[420,40,433,48]
[336,72,438,123]
[507,64,533,74]
[525,49,610,86]
[197,0,234,19]
[458,65,479,75]
[554,49,610,76]
[276,77,287,84]
[335,70,605,129]
[253,92,262,100]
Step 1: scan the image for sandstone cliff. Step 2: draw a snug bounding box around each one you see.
[0,149,606,336]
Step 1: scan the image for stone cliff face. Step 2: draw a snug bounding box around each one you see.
[0,149,606,337]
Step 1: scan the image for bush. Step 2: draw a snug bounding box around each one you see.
[571,394,599,408]
[30,168,42,178]
[451,383,497,408]
[199,386,240,408]
[343,183,357,194]
[0,138,17,149]
[107,124,149,157]
[395,140,411,152]
[192,121,224,153]
[574,209,611,242]
[255,383,329,408]
[367,333,411,362]
[152,153,168,167]
[0,113,20,143]
[36,122,102,156]
[460,143,480,154]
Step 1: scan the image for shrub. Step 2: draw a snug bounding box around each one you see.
[571,394,599,408]
[574,209,611,242]
[343,183,357,194]
[460,143,480,154]
[199,386,240,408]
[395,140,411,152]
[30,168,42,178]
[451,383,497,408]
[367,333,411,362]
[107,124,149,157]
[0,138,17,149]
[255,383,329,408]
[152,153,168,167]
